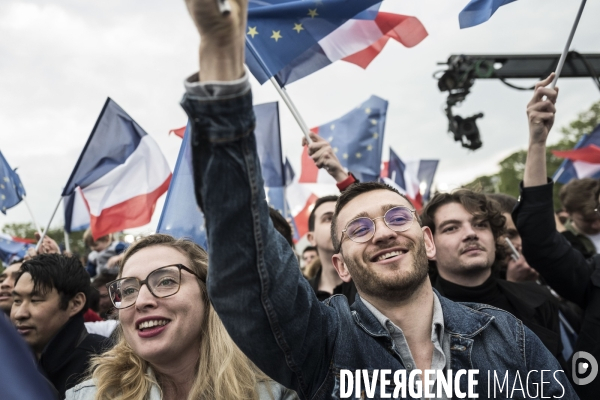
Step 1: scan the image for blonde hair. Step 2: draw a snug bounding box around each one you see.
[89,234,269,400]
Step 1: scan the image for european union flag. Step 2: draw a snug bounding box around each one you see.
[459,0,518,29]
[314,95,387,182]
[246,0,382,84]
[0,150,26,214]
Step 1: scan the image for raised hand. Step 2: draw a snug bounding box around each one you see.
[184,0,247,82]
[302,133,348,182]
[526,73,559,145]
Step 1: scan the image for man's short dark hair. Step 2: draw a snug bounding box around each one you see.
[308,195,339,232]
[421,189,507,240]
[331,182,417,252]
[16,254,91,314]
[486,193,518,214]
[302,245,317,255]
[559,178,600,215]
[269,207,294,247]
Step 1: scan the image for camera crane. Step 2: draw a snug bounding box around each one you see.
[436,52,600,150]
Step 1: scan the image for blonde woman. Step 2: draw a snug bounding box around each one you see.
[66,234,297,400]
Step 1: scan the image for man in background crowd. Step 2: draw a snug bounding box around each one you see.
[421,189,565,365]
[11,254,105,398]
[559,178,600,258]
[301,246,317,270]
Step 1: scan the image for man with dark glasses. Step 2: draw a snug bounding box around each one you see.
[181,0,576,398]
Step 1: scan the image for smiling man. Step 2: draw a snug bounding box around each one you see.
[183,0,576,397]
[10,254,105,398]
[421,190,566,365]
[0,261,22,315]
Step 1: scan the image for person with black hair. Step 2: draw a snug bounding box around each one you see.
[11,253,106,398]
[305,195,357,303]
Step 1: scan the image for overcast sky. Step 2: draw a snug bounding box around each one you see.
[1,0,599,235]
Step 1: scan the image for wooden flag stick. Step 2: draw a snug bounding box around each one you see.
[551,0,587,88]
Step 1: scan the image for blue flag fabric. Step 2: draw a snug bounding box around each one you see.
[388,148,406,190]
[316,95,387,182]
[245,0,382,84]
[0,151,26,214]
[459,0,517,29]
[554,124,600,184]
[255,102,284,187]
[417,160,439,202]
[158,103,286,248]
[0,234,32,264]
[157,123,208,249]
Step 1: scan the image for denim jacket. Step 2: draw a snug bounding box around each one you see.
[182,87,577,400]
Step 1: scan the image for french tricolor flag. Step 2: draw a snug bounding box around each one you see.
[275,12,428,86]
[381,149,439,210]
[553,124,600,183]
[62,98,171,239]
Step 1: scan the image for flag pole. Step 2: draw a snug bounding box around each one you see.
[64,231,71,254]
[245,38,311,142]
[35,197,62,251]
[551,0,587,88]
[22,197,43,234]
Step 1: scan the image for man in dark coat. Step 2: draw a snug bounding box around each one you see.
[514,72,600,399]
[11,254,106,398]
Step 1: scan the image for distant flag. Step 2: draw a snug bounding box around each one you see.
[63,188,90,234]
[276,12,428,85]
[0,150,26,214]
[169,126,186,139]
[459,0,518,29]
[284,157,295,186]
[299,95,387,183]
[553,124,600,183]
[0,233,34,264]
[245,0,383,84]
[62,98,172,239]
[382,148,423,210]
[254,102,285,187]
[416,160,439,202]
[157,124,208,248]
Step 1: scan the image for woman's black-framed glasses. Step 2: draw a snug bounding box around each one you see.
[106,264,199,309]
[336,206,416,253]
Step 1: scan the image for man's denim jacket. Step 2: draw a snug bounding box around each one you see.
[182,87,577,400]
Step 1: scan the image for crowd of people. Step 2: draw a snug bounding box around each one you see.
[1,0,599,398]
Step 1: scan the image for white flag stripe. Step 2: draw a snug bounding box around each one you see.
[82,135,171,216]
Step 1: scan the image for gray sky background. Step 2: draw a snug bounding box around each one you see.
[1,0,599,235]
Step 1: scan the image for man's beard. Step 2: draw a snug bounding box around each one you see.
[343,237,429,302]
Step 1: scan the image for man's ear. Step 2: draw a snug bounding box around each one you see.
[332,253,352,283]
[68,292,86,317]
[422,226,436,260]
[307,232,316,246]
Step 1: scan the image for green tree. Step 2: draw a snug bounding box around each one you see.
[465,100,600,209]
[2,222,87,257]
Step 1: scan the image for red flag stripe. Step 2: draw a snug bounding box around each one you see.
[552,145,600,164]
[169,126,186,139]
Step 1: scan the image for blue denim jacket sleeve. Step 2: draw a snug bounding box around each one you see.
[181,87,338,399]
[523,323,578,398]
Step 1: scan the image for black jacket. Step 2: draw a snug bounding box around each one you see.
[431,274,564,362]
[39,313,106,399]
[514,180,600,399]
[307,267,357,304]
